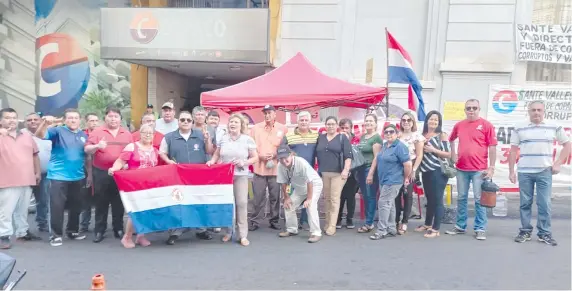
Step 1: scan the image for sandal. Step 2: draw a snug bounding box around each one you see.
[135,235,151,247]
[398,224,408,235]
[424,229,440,238]
[121,237,135,249]
[222,234,232,242]
[415,225,431,232]
[358,225,374,233]
[240,238,250,246]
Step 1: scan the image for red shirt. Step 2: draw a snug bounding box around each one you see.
[132,131,163,151]
[449,118,498,171]
[86,126,133,170]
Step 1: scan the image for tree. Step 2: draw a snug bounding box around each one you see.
[78,90,132,127]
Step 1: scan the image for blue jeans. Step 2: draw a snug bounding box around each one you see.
[518,168,552,237]
[455,170,487,231]
[33,174,50,230]
[299,208,308,224]
[357,166,378,226]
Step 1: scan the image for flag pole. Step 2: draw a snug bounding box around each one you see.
[384,27,390,119]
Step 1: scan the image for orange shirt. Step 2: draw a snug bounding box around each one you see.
[250,121,288,176]
[86,126,133,170]
[0,131,39,188]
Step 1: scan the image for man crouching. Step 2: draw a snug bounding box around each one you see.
[276,145,322,243]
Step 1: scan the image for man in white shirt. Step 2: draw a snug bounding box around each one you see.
[276,145,322,243]
[155,102,179,135]
[509,100,571,246]
[23,112,51,233]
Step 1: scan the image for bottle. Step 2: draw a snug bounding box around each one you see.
[492,194,508,217]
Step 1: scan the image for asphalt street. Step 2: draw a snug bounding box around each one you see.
[3,197,571,290]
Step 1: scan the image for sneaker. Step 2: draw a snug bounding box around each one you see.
[475,231,487,240]
[278,231,297,237]
[213,228,222,233]
[50,236,63,247]
[514,231,531,243]
[538,234,558,246]
[67,232,87,240]
[0,236,11,249]
[445,227,466,235]
[346,220,355,229]
[17,230,42,241]
[308,235,321,243]
[336,222,342,229]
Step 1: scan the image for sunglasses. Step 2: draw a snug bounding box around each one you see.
[465,106,478,111]
[179,118,193,123]
[384,130,396,135]
[401,118,412,123]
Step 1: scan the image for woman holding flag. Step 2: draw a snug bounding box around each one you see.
[207,113,258,247]
[108,124,159,248]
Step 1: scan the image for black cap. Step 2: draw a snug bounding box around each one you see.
[147,104,153,109]
[262,105,276,112]
[276,144,291,159]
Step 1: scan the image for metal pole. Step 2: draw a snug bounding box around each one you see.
[384,27,390,119]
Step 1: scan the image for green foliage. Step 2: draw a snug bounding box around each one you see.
[78,90,132,127]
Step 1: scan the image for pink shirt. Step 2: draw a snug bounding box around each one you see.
[0,131,39,188]
[119,142,159,170]
[449,118,498,171]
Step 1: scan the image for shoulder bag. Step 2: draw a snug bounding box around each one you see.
[338,134,365,171]
[435,134,456,179]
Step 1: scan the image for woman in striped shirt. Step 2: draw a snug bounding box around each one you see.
[415,111,451,238]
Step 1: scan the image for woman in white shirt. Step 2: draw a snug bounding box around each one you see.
[396,111,425,234]
[207,114,258,246]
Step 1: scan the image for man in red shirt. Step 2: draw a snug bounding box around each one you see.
[85,107,133,243]
[80,113,99,233]
[446,99,497,241]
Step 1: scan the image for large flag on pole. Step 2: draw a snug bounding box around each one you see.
[113,164,235,234]
[386,30,427,121]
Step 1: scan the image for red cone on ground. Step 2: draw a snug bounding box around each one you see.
[91,274,106,290]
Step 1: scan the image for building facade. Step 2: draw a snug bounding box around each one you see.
[0,0,570,124]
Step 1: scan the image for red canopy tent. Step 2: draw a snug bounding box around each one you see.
[200,53,386,112]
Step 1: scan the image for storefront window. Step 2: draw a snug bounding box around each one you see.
[526,0,572,83]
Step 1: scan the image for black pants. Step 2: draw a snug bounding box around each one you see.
[421,169,448,230]
[80,185,93,231]
[338,175,359,223]
[395,182,413,224]
[93,167,124,234]
[49,179,84,236]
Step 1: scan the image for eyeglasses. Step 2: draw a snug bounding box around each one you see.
[141,132,153,136]
[401,118,412,123]
[465,106,478,111]
[179,118,192,123]
[325,123,337,127]
[384,130,396,135]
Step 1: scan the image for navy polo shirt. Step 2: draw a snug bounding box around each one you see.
[44,126,88,181]
[163,129,208,164]
[376,139,410,185]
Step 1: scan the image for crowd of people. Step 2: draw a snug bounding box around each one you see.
[0,98,568,249]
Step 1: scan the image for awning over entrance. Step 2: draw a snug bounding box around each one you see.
[200,53,386,112]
